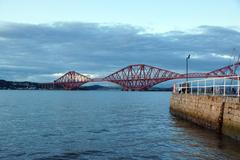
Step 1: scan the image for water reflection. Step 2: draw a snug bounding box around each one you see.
[171,116,240,159]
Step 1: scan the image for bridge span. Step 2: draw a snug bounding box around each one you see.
[40,62,240,91]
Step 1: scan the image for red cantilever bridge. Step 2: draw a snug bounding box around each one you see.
[44,62,240,91]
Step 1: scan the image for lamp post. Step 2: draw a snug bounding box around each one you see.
[186,54,191,83]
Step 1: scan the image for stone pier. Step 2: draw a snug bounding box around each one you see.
[170,93,240,141]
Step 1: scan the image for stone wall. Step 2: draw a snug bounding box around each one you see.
[170,93,240,141]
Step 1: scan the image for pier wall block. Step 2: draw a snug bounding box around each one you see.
[170,94,240,141]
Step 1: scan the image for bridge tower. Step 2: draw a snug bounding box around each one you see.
[54,71,91,90]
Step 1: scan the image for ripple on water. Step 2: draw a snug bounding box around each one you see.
[34,150,115,160]
[86,129,110,134]
[0,91,240,160]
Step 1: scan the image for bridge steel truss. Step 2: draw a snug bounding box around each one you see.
[50,62,240,90]
[54,71,92,90]
[103,64,180,91]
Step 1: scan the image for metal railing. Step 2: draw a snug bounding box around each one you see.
[174,76,240,97]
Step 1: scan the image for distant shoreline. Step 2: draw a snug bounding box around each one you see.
[0,79,172,91]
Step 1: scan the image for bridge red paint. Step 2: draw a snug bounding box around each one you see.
[46,62,240,90]
[54,71,91,90]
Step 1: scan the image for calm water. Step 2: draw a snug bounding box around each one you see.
[0,91,240,160]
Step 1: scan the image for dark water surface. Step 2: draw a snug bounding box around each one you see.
[0,90,240,160]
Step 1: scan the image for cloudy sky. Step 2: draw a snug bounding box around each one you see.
[0,0,240,82]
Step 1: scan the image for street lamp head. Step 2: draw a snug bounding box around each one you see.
[186,54,191,60]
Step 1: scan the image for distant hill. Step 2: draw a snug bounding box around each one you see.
[79,85,120,90]
[0,79,39,90]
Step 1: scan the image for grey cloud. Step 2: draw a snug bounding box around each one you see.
[0,22,240,82]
